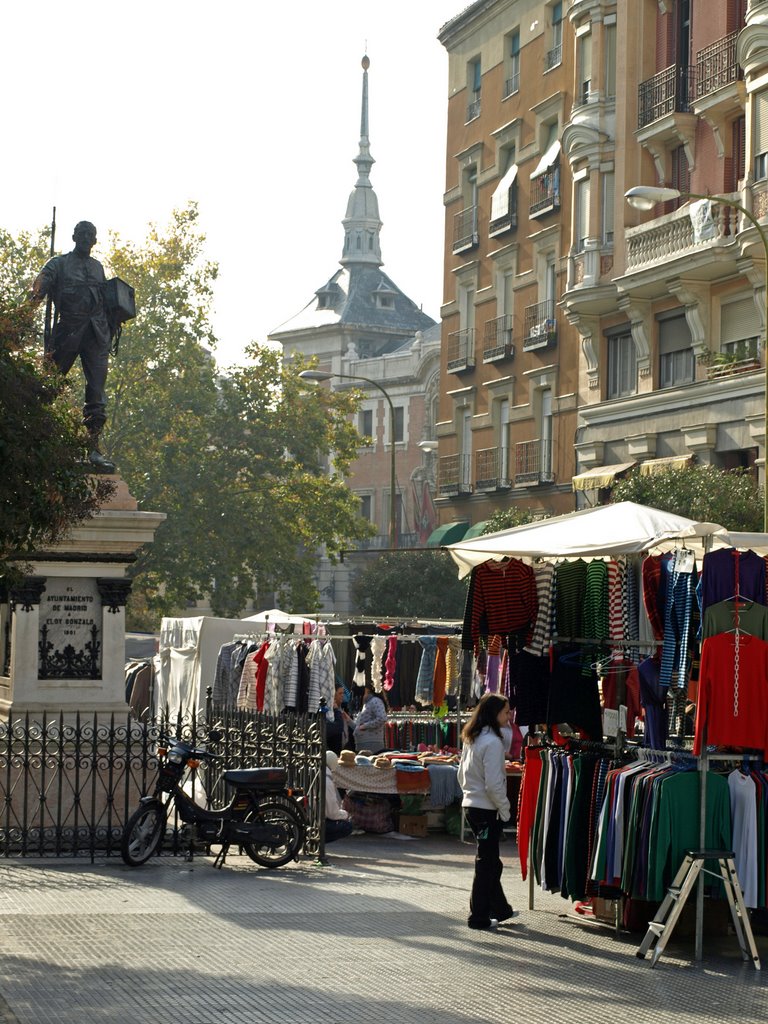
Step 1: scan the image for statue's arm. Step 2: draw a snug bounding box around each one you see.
[30,258,58,304]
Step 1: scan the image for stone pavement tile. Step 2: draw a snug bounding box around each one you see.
[0,836,765,1024]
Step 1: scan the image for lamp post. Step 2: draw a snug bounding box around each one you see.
[299,368,398,549]
[625,185,768,532]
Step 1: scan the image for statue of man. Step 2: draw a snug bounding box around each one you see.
[32,221,116,473]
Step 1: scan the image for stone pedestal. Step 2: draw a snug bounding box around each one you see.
[0,476,165,719]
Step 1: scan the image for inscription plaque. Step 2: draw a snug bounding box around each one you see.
[38,578,101,679]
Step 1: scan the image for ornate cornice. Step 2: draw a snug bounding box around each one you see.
[616,296,652,376]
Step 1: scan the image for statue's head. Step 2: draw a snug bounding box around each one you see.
[72,221,97,256]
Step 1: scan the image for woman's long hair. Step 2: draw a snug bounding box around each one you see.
[461,692,509,744]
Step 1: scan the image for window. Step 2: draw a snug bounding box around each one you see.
[359,409,373,439]
[604,21,616,99]
[498,398,510,484]
[754,91,768,181]
[546,3,563,70]
[658,313,695,388]
[393,406,405,444]
[540,389,553,478]
[360,494,373,522]
[505,30,520,97]
[574,177,591,252]
[467,58,481,120]
[728,116,745,193]
[577,31,592,105]
[670,146,690,209]
[721,296,761,362]
[607,332,637,398]
[460,408,472,489]
[602,171,615,244]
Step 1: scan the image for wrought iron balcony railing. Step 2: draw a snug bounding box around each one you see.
[523,300,557,351]
[446,328,476,372]
[515,439,554,485]
[475,447,511,490]
[696,31,741,99]
[453,205,479,253]
[482,315,514,362]
[438,453,473,495]
[545,44,562,72]
[638,63,696,129]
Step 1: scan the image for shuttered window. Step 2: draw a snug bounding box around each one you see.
[607,332,637,399]
[602,171,615,244]
[721,295,761,360]
[755,91,768,180]
[574,178,591,252]
[658,314,694,387]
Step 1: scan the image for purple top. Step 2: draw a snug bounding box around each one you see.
[698,548,766,612]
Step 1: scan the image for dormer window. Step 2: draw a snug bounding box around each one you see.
[315,281,340,310]
[372,282,396,309]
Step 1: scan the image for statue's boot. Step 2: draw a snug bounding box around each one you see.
[88,432,116,474]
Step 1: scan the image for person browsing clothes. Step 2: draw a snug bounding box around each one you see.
[353,683,388,753]
[458,692,517,931]
[324,751,353,844]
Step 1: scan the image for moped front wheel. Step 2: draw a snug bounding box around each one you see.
[242,800,306,869]
[121,800,165,866]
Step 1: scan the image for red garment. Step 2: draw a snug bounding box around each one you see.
[641,554,665,641]
[693,632,768,757]
[253,641,270,711]
[601,658,642,739]
[469,559,538,648]
[517,746,543,881]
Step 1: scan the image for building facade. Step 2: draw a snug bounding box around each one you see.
[436,0,581,533]
[272,57,440,613]
[437,0,766,526]
[569,0,764,504]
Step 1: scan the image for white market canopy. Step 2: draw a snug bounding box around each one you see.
[445,501,729,579]
[244,608,313,626]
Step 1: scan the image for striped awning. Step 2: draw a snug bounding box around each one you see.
[572,462,636,491]
[639,455,692,476]
[426,521,470,547]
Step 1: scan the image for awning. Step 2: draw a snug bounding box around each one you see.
[490,165,519,221]
[639,455,692,476]
[426,521,469,547]
[462,520,490,540]
[531,139,561,179]
[572,462,636,491]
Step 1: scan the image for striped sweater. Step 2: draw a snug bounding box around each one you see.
[465,558,538,649]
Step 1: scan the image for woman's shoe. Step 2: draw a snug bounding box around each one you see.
[467,917,499,930]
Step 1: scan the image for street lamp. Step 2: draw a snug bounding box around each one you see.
[299,368,398,549]
[625,185,768,532]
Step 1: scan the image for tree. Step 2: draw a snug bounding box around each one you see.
[0,208,374,620]
[610,464,762,531]
[0,299,111,586]
[482,506,547,534]
[350,551,468,619]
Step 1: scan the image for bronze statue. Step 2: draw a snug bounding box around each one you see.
[32,221,116,473]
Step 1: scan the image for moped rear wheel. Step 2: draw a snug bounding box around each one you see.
[242,800,306,869]
[121,800,165,866]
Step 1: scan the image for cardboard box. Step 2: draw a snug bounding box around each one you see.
[399,813,428,837]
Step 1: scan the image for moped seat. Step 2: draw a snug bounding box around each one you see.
[223,767,287,789]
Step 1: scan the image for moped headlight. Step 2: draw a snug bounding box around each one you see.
[168,752,183,764]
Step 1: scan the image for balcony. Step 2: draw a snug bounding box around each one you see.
[637,64,696,129]
[523,301,557,351]
[475,447,511,491]
[545,44,562,72]
[696,32,741,98]
[529,168,560,217]
[453,205,479,253]
[446,328,476,373]
[624,196,736,272]
[503,72,520,98]
[515,439,554,485]
[483,315,514,362]
[438,454,473,496]
[466,96,481,122]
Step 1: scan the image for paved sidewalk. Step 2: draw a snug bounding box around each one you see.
[0,833,765,1024]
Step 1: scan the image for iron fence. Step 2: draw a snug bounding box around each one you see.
[0,695,325,861]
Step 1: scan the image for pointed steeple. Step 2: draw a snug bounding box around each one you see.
[340,55,383,268]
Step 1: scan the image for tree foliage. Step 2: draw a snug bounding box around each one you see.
[611,464,763,531]
[0,299,111,585]
[350,551,467,619]
[0,207,378,621]
[482,505,547,534]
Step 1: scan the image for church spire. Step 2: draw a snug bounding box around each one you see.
[340,54,383,267]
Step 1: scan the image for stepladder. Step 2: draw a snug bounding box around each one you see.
[636,849,761,970]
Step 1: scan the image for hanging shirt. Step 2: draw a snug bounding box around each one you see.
[468,558,538,647]
[694,632,768,758]
[699,549,767,612]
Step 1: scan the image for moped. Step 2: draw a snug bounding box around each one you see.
[121,732,307,869]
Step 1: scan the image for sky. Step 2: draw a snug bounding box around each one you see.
[2,0,462,367]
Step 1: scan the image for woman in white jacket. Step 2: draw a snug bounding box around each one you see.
[458,692,514,930]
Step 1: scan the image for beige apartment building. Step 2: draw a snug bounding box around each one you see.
[437,0,767,530]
